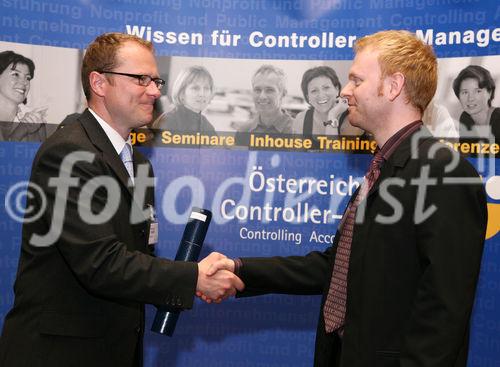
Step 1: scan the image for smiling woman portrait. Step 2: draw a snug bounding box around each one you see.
[453,65,500,142]
[292,66,363,137]
[0,51,47,141]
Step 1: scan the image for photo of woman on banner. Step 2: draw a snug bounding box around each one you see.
[292,66,363,137]
[453,64,500,141]
[233,64,293,134]
[0,50,47,141]
[155,65,216,133]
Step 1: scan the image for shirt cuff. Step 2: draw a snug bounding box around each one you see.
[233,258,243,277]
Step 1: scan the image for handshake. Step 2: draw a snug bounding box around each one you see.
[196,252,242,304]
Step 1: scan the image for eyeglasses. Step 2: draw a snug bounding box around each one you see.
[98,70,165,90]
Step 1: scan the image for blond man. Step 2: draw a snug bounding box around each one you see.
[206,30,487,367]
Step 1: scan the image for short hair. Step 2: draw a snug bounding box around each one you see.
[355,30,437,113]
[452,65,495,107]
[81,32,154,100]
[171,65,214,106]
[300,66,341,103]
[252,64,287,95]
[0,51,35,78]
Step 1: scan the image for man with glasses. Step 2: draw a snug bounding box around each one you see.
[0,33,243,367]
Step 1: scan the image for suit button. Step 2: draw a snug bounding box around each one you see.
[140,229,146,237]
[135,326,141,333]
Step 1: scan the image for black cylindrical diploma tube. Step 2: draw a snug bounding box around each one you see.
[151,207,212,336]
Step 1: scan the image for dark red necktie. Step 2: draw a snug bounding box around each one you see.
[323,150,385,333]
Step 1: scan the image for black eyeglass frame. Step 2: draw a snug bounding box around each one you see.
[98,70,165,90]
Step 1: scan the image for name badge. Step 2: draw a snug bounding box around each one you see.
[147,204,158,245]
[148,222,158,245]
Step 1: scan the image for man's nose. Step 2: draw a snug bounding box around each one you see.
[146,82,161,99]
[340,83,352,99]
[257,90,267,99]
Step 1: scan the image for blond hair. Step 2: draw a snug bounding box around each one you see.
[355,30,437,113]
[171,65,214,106]
[81,32,153,100]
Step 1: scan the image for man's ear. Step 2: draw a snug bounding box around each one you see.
[387,72,405,102]
[89,71,107,98]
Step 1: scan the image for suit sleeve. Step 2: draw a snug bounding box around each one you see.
[28,141,198,309]
[239,248,333,297]
[400,151,487,366]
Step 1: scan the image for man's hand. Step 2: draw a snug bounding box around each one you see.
[196,252,244,304]
[207,257,235,275]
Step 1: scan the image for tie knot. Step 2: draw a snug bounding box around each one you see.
[371,150,384,168]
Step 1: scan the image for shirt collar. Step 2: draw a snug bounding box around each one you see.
[88,108,131,155]
[378,120,422,161]
[253,112,290,133]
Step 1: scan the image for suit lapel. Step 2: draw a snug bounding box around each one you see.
[78,110,134,197]
[365,126,432,200]
[349,127,433,278]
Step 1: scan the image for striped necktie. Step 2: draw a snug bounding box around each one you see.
[119,143,134,183]
[323,150,384,333]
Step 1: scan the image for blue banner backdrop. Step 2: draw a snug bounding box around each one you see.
[1,1,500,366]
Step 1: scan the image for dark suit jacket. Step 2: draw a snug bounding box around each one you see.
[0,109,198,367]
[239,127,487,367]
